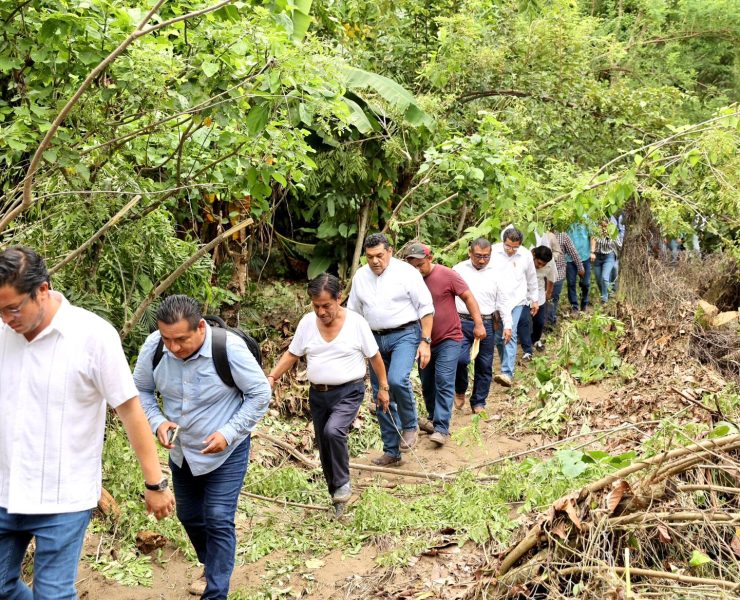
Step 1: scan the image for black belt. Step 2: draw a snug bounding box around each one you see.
[371,320,417,336]
[310,378,364,392]
[459,313,494,321]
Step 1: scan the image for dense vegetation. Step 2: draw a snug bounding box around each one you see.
[1,0,738,346]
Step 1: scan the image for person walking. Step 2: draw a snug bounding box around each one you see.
[531,246,557,349]
[134,295,271,599]
[490,228,538,387]
[453,238,512,413]
[267,274,390,513]
[0,246,174,600]
[403,243,485,444]
[347,233,434,465]
[565,222,592,313]
[548,231,584,326]
[591,218,622,304]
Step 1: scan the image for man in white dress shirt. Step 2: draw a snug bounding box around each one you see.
[490,228,539,387]
[0,246,174,600]
[347,233,434,465]
[453,238,513,412]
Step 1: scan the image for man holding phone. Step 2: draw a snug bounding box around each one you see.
[134,295,270,599]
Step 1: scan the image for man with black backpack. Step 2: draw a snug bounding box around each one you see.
[133,295,270,599]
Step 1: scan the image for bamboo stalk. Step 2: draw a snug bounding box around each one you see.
[557,565,740,591]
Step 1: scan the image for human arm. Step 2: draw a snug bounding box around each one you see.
[524,253,539,316]
[545,279,554,301]
[590,236,597,262]
[212,338,271,453]
[368,352,390,413]
[132,333,169,438]
[116,397,175,520]
[459,289,486,339]
[416,313,433,368]
[562,234,584,275]
[267,351,301,388]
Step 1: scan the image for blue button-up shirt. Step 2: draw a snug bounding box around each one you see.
[134,325,271,475]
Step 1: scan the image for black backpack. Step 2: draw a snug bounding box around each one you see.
[152,315,262,393]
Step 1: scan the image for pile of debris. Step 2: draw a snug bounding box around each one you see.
[691,300,740,378]
[477,434,740,599]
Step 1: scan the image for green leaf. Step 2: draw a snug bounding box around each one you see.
[291,0,313,41]
[689,550,711,567]
[341,98,373,134]
[202,61,220,78]
[272,171,288,187]
[307,255,331,279]
[246,105,270,136]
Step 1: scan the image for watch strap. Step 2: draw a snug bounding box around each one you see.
[145,477,169,492]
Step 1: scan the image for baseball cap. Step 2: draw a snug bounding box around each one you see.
[403,242,431,259]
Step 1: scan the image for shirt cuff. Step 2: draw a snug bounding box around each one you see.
[150,415,166,436]
[218,424,238,446]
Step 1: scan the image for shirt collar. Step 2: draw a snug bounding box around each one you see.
[43,291,74,338]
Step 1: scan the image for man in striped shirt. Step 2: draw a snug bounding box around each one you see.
[548,231,584,326]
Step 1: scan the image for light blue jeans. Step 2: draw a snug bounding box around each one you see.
[0,506,92,599]
[494,304,525,379]
[593,252,617,303]
[370,323,421,458]
[420,338,462,435]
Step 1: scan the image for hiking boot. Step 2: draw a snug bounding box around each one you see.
[472,405,486,415]
[429,431,450,446]
[371,453,402,466]
[454,393,466,410]
[418,419,435,434]
[534,341,545,352]
[399,429,417,452]
[332,483,351,503]
[332,502,346,519]
[521,352,532,362]
[494,373,512,388]
[188,569,206,596]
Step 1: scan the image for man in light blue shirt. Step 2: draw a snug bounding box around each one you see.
[134,295,270,599]
[566,222,592,312]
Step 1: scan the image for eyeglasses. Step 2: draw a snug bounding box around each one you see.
[503,243,520,252]
[472,253,491,260]
[0,293,31,317]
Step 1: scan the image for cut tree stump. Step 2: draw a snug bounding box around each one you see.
[711,310,739,329]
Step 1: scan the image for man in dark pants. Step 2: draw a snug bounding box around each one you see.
[452,238,512,412]
[134,296,271,599]
[268,273,390,514]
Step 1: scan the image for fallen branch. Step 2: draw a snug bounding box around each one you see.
[240,491,330,512]
[557,565,740,591]
[677,484,740,494]
[609,510,740,526]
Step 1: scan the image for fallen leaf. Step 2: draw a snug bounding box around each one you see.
[606,480,632,515]
[135,530,167,554]
[656,524,672,544]
[731,534,740,558]
[305,558,325,569]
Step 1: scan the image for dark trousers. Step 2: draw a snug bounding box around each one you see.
[567,260,591,310]
[517,309,533,354]
[548,279,565,325]
[170,438,249,600]
[455,318,495,408]
[532,302,547,344]
[309,381,364,494]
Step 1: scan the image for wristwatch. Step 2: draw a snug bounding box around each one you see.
[421,336,432,344]
[145,477,169,492]
[379,384,390,391]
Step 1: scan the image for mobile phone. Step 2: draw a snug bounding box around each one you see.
[167,426,180,445]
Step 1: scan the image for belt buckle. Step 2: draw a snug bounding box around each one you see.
[315,383,330,392]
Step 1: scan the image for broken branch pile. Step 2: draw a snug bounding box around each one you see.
[481,434,740,599]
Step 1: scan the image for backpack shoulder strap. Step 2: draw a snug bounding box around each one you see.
[210,327,237,390]
[152,337,165,371]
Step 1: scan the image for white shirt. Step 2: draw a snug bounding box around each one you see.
[289,309,379,385]
[347,257,434,330]
[535,259,559,305]
[452,260,513,329]
[0,294,137,514]
[490,243,539,307]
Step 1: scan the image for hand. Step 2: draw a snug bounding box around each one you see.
[530,302,539,316]
[266,375,276,389]
[578,269,585,278]
[503,328,512,344]
[473,322,487,340]
[156,421,178,450]
[416,341,431,369]
[201,432,229,454]
[590,252,596,263]
[377,388,390,413]
[144,488,175,520]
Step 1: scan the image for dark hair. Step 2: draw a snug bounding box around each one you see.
[363,233,390,251]
[503,227,524,243]
[307,273,342,300]
[468,237,491,251]
[156,295,202,330]
[0,246,50,298]
[532,245,553,262]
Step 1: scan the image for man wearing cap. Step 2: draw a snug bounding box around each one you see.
[347,233,434,465]
[490,227,538,387]
[452,238,513,413]
[404,242,485,445]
